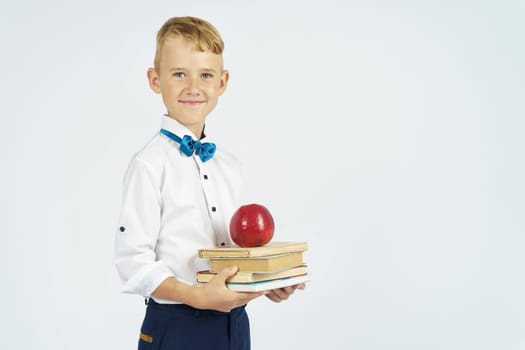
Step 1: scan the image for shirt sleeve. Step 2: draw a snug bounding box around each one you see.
[114,157,174,297]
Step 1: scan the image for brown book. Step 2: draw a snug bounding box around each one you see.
[209,252,304,273]
[197,265,308,283]
[199,241,308,258]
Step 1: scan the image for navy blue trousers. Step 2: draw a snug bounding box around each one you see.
[138,299,251,350]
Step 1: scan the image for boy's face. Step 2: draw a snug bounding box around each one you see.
[147,36,229,138]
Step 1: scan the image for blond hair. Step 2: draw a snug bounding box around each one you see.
[153,16,224,71]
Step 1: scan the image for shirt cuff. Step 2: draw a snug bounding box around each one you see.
[121,260,174,297]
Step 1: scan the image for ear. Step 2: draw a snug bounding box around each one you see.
[147,67,161,94]
[218,70,229,96]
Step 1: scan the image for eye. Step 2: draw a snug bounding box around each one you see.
[201,72,213,79]
[173,72,185,78]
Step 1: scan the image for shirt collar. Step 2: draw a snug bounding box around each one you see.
[160,115,211,142]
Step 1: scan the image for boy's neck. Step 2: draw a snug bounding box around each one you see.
[166,114,205,139]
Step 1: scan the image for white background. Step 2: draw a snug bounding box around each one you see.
[1,0,524,349]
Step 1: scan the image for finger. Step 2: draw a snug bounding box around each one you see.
[214,266,238,282]
[282,286,295,294]
[271,287,291,300]
[295,283,306,290]
[265,290,283,303]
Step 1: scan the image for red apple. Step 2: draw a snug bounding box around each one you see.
[229,204,275,247]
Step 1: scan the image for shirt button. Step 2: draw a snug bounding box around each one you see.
[203,174,208,180]
[221,242,226,246]
[211,206,217,212]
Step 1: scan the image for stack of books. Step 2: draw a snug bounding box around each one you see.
[197,241,309,292]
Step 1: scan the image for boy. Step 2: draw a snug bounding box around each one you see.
[115,16,303,350]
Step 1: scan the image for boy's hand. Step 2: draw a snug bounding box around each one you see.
[265,283,305,303]
[193,266,266,312]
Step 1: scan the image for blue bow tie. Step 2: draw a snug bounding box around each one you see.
[160,128,216,162]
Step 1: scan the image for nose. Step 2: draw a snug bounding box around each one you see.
[186,76,200,95]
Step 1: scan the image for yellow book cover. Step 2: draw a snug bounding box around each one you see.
[209,251,304,273]
[199,241,308,258]
[197,265,308,283]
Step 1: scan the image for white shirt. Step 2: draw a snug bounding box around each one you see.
[114,116,242,303]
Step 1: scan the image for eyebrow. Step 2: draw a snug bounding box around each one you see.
[168,67,218,73]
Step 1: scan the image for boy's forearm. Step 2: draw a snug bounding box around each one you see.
[151,277,201,307]
[150,269,265,313]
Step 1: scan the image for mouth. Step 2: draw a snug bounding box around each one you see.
[179,100,206,107]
